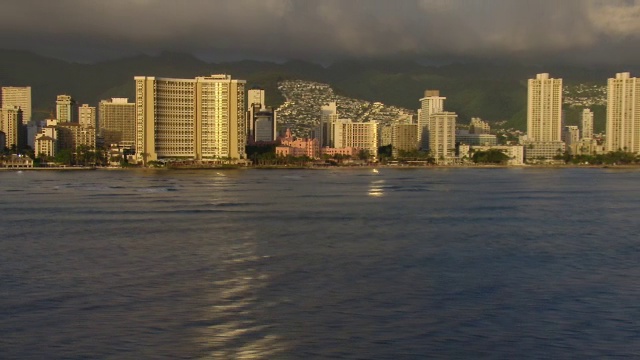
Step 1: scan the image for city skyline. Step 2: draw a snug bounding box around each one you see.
[1,1,640,65]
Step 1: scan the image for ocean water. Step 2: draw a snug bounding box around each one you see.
[1,168,640,359]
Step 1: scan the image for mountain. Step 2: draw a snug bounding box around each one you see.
[0,49,631,131]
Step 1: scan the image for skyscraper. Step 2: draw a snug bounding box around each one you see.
[135,74,246,164]
[418,90,445,149]
[99,98,136,147]
[319,102,338,147]
[0,107,23,149]
[56,95,75,123]
[78,104,96,128]
[1,86,31,124]
[247,88,265,111]
[246,88,267,142]
[606,72,640,153]
[527,73,562,142]
[581,108,594,140]
[427,112,457,160]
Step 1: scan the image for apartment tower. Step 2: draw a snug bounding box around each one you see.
[99,98,136,147]
[135,74,246,164]
[606,72,640,153]
[78,104,96,128]
[428,112,457,160]
[1,86,31,124]
[56,95,75,123]
[0,107,23,149]
[418,90,445,149]
[581,108,594,140]
[527,73,562,142]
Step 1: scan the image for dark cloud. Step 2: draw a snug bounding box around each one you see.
[1,0,640,64]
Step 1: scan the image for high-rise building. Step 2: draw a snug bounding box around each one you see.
[391,123,419,158]
[581,108,594,140]
[606,72,640,153]
[427,112,457,160]
[57,122,96,152]
[562,125,580,154]
[0,107,23,150]
[253,107,276,142]
[469,117,490,134]
[246,88,270,142]
[1,86,31,124]
[56,95,75,123]
[135,74,246,164]
[78,104,96,128]
[527,73,562,142]
[247,88,265,111]
[99,98,136,147]
[319,102,338,147]
[418,90,445,149]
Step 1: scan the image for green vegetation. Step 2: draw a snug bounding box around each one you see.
[471,149,510,164]
[555,151,640,165]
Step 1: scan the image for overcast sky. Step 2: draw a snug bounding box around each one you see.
[2,0,640,65]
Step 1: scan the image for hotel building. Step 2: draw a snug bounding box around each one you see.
[56,95,75,123]
[427,112,457,160]
[1,86,31,124]
[418,90,445,149]
[57,122,96,152]
[562,125,580,154]
[134,74,246,164]
[99,98,136,147]
[0,107,23,149]
[606,72,640,153]
[78,104,96,128]
[525,73,564,160]
[527,73,563,142]
[391,123,419,158]
[581,108,594,140]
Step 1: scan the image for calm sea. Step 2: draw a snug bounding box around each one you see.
[1,168,640,359]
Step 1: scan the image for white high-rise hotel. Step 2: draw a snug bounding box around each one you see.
[135,75,246,164]
[606,72,640,153]
[527,73,562,142]
[418,90,445,149]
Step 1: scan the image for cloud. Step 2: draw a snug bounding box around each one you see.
[1,0,640,64]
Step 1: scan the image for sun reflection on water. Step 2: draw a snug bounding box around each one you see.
[368,179,386,197]
[199,237,287,359]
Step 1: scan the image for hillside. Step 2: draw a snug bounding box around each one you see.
[0,50,632,130]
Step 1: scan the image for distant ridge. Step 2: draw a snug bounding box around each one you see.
[0,49,631,130]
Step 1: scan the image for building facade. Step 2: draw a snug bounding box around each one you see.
[0,107,23,149]
[562,125,580,154]
[606,72,640,153]
[527,73,562,142]
[1,86,31,124]
[57,122,96,152]
[391,123,419,157]
[56,95,75,123]
[99,98,136,147]
[581,108,594,140]
[428,112,457,160]
[135,74,246,164]
[78,104,96,128]
[418,90,445,149]
[469,117,490,134]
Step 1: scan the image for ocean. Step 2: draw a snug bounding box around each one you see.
[1,168,640,359]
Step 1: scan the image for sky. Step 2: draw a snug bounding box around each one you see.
[2,0,640,65]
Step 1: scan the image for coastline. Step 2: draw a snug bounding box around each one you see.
[4,164,640,171]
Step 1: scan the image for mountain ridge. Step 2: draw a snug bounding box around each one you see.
[0,49,629,130]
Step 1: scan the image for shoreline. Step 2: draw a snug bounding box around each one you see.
[3,164,640,171]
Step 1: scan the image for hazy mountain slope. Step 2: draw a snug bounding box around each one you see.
[0,49,627,130]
